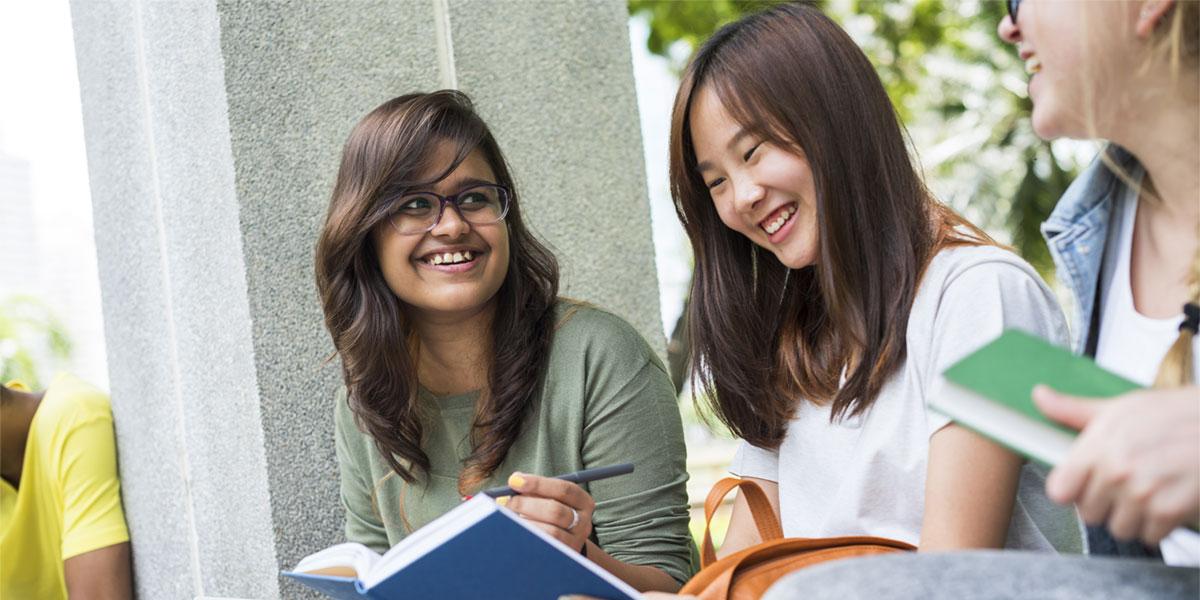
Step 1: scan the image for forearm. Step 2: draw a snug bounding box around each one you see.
[583,540,681,592]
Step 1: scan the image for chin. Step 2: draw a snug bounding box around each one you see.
[1030,104,1080,142]
[775,249,816,270]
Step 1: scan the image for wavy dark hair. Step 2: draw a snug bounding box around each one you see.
[315,90,558,495]
[669,2,992,448]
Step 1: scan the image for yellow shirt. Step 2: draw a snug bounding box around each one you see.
[1,374,130,600]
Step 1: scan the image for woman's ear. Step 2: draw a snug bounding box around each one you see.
[1135,0,1175,38]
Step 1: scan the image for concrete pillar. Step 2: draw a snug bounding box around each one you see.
[69,1,661,597]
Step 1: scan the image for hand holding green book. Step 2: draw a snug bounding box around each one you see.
[932,329,1141,466]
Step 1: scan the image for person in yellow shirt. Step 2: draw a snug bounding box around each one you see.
[1,373,132,599]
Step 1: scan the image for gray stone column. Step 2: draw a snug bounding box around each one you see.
[70,1,661,598]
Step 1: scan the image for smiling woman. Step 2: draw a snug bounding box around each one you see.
[668,1,1084,561]
[313,91,695,592]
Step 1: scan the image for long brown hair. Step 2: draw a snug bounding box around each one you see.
[315,91,559,494]
[669,2,991,448]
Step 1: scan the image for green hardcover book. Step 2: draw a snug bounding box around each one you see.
[932,329,1142,467]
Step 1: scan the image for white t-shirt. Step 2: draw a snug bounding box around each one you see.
[730,245,1085,553]
[1095,183,1200,567]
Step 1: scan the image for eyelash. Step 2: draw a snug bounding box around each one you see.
[706,143,762,190]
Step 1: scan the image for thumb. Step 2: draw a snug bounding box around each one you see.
[1033,385,1100,431]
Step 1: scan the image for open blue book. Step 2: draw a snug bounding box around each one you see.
[283,495,639,600]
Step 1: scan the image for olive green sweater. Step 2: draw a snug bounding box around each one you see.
[333,304,695,584]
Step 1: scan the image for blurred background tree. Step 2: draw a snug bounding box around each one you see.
[0,294,72,389]
[630,0,1090,391]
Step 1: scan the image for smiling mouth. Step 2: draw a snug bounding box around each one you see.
[421,250,479,266]
[760,203,797,235]
[1025,55,1041,75]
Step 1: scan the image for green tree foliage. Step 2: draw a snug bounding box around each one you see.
[628,0,1082,277]
[0,295,72,389]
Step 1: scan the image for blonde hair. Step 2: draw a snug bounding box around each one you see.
[1138,2,1200,388]
[1153,245,1200,387]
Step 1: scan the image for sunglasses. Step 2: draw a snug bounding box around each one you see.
[1007,0,1021,22]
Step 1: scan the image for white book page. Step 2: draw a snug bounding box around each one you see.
[291,542,381,578]
[362,495,496,588]
[931,383,1073,466]
[361,495,639,599]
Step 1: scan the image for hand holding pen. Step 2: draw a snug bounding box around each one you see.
[483,463,635,555]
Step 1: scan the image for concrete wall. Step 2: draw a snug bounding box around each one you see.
[70,0,661,597]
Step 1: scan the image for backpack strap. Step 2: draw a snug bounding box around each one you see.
[701,477,783,567]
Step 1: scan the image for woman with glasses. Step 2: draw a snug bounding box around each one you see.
[314,90,693,592]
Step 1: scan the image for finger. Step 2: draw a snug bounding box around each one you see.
[1141,480,1198,545]
[1033,385,1102,431]
[1140,511,1181,546]
[1076,463,1122,526]
[508,472,593,509]
[1106,492,1145,541]
[530,520,576,547]
[501,495,576,530]
[1046,445,1096,505]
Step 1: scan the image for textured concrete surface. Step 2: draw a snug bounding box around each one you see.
[71,0,659,597]
[215,1,442,596]
[451,0,665,356]
[71,0,282,597]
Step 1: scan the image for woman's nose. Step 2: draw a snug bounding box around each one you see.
[733,178,765,213]
[430,204,471,238]
[998,14,1021,44]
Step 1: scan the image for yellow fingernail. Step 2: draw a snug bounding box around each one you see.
[508,473,525,489]
[496,496,509,507]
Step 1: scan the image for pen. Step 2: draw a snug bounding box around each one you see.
[476,463,635,499]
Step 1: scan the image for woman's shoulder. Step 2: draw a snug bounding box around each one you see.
[551,300,658,361]
[35,373,113,433]
[923,244,1048,293]
[911,243,1067,346]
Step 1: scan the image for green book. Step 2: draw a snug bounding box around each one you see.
[932,329,1142,467]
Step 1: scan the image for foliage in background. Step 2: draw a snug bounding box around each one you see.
[627,0,1086,277]
[0,294,72,389]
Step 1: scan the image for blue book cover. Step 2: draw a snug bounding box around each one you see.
[283,496,639,600]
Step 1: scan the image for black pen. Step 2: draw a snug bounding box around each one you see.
[477,463,635,499]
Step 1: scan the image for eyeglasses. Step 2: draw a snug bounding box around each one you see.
[1006,0,1021,22]
[386,183,511,235]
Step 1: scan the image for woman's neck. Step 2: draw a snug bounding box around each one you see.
[1108,83,1200,317]
[1110,81,1200,225]
[0,388,43,488]
[411,303,495,396]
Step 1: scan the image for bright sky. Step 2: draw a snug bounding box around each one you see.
[0,0,108,389]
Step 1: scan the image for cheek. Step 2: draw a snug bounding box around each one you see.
[376,238,417,294]
[485,228,512,285]
[711,197,748,236]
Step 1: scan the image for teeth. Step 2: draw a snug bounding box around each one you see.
[426,250,476,266]
[763,205,794,235]
[1025,56,1041,74]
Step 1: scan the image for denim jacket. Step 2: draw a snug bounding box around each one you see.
[1041,145,1159,559]
[1040,146,1142,355]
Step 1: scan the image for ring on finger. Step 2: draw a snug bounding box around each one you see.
[567,507,580,531]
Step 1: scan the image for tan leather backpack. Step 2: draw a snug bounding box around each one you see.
[679,478,916,599]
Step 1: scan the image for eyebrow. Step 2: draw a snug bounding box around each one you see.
[409,176,497,194]
[695,128,755,174]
